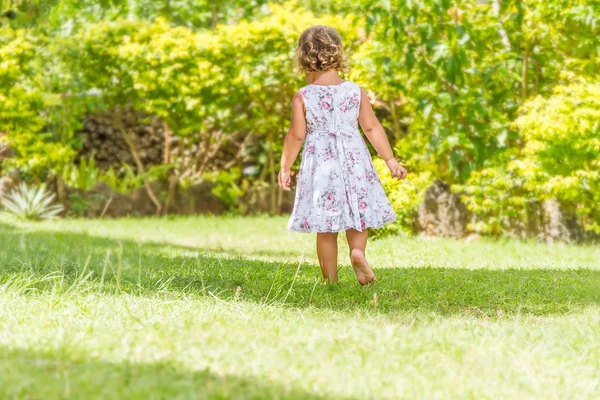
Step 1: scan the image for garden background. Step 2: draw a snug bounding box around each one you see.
[1,0,599,240]
[1,1,599,399]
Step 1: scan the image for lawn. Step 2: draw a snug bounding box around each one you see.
[0,214,599,399]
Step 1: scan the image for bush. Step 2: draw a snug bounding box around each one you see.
[372,158,433,236]
[453,166,534,235]
[457,76,600,235]
[62,157,99,191]
[205,168,246,213]
[0,29,78,180]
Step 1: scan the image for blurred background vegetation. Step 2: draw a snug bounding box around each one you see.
[0,0,598,240]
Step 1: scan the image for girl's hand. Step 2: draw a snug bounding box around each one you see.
[278,169,292,191]
[385,159,408,180]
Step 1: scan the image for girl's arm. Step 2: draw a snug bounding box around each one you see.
[358,88,408,180]
[279,91,307,191]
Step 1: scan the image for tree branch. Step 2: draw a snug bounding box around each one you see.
[114,111,162,215]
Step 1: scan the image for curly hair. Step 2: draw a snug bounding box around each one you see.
[295,26,349,74]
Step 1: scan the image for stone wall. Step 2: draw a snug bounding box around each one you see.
[416,180,586,243]
[55,180,226,218]
[77,108,166,172]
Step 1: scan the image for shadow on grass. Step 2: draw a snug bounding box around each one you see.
[1,222,599,316]
[0,346,339,400]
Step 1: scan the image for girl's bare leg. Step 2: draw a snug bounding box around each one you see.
[346,229,376,285]
[316,232,339,283]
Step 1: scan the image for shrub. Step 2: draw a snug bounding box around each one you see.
[99,165,142,195]
[0,29,79,179]
[453,166,534,236]
[457,76,600,235]
[205,168,246,213]
[372,158,434,236]
[62,157,99,191]
[0,183,64,220]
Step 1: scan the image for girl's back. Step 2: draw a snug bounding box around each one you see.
[300,81,361,135]
[290,80,395,233]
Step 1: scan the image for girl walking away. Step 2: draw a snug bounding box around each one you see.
[279,26,408,285]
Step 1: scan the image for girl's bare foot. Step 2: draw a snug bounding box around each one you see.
[350,249,376,285]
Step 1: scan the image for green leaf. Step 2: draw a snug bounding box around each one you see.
[405,51,415,72]
[447,135,459,148]
[423,103,433,119]
[437,92,452,107]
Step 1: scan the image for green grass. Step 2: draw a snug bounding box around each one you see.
[0,213,599,399]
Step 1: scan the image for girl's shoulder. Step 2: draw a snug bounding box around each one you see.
[299,80,360,95]
[301,80,358,89]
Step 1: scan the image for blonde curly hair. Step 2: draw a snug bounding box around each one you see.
[295,26,349,74]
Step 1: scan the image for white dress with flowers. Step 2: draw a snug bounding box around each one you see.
[288,81,396,233]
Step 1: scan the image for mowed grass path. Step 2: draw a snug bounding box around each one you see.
[0,214,599,399]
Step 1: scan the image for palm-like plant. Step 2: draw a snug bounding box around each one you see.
[0,183,64,220]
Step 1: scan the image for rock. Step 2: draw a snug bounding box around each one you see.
[66,182,133,218]
[0,146,15,161]
[540,199,584,243]
[242,182,271,214]
[76,108,165,172]
[131,180,168,216]
[241,182,296,214]
[465,233,481,243]
[89,182,133,217]
[130,180,226,216]
[176,181,225,215]
[417,180,469,238]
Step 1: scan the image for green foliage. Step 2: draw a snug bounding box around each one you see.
[514,77,600,233]
[67,4,354,212]
[67,3,353,135]
[99,164,172,195]
[352,0,600,181]
[454,167,533,235]
[62,157,99,191]
[0,28,78,179]
[66,191,88,217]
[372,158,434,236]
[99,166,140,195]
[4,0,273,31]
[0,183,63,220]
[0,132,9,165]
[2,0,600,232]
[456,77,600,235]
[2,0,348,31]
[205,168,246,212]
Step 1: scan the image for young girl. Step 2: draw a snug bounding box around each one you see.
[279,25,407,285]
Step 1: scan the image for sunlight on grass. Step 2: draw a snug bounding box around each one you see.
[1,213,599,399]
[4,213,599,270]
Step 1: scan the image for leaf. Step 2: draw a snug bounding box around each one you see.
[449,149,464,171]
[431,43,449,62]
[423,103,433,119]
[497,130,508,147]
[447,135,460,148]
[437,92,452,107]
[405,51,416,72]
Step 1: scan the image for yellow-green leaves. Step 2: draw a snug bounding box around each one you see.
[458,78,600,235]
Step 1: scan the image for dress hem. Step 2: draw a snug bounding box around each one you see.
[287,216,397,233]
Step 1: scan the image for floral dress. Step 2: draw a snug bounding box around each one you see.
[288,81,396,233]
